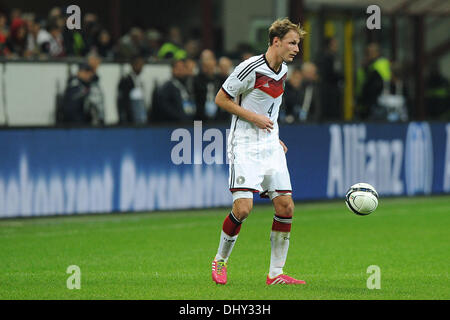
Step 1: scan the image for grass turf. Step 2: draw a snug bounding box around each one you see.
[0,195,449,300]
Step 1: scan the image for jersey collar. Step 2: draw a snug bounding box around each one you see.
[263,54,282,75]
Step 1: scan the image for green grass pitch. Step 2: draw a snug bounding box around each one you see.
[0,195,449,300]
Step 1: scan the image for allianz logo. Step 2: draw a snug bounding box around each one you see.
[327,123,434,197]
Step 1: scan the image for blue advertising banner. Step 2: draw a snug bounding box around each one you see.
[0,122,449,218]
[283,122,448,200]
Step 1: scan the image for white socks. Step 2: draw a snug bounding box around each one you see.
[269,230,291,278]
[215,230,239,262]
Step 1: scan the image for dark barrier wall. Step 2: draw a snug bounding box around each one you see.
[0,122,449,218]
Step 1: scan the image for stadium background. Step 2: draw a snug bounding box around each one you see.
[0,0,449,217]
[0,0,449,301]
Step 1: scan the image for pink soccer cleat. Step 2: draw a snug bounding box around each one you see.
[212,260,227,285]
[266,274,306,285]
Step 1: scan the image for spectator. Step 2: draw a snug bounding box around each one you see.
[146,28,162,59]
[151,59,194,122]
[157,26,186,60]
[300,61,321,121]
[95,29,114,59]
[48,6,62,20]
[193,49,225,121]
[0,12,8,33]
[5,18,31,58]
[184,38,201,59]
[87,53,105,124]
[185,58,198,77]
[36,20,51,54]
[81,13,101,55]
[184,57,197,102]
[355,42,391,120]
[9,8,21,23]
[45,8,73,55]
[230,42,254,61]
[319,37,343,121]
[425,62,450,120]
[68,29,85,57]
[25,18,51,59]
[217,56,233,85]
[61,63,96,124]
[199,48,214,61]
[40,20,65,57]
[25,16,39,56]
[117,55,147,124]
[376,62,409,122]
[117,27,148,60]
[282,67,304,123]
[87,52,101,74]
[0,12,9,55]
[21,12,35,34]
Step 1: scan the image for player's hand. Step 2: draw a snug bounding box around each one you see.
[252,114,274,132]
[279,139,288,153]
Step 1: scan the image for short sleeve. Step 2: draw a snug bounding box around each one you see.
[221,60,256,99]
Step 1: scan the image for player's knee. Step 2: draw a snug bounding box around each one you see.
[232,202,253,221]
[276,200,294,218]
[233,207,252,221]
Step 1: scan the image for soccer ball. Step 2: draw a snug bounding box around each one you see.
[345,183,379,215]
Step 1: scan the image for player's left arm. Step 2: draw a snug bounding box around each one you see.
[279,139,288,153]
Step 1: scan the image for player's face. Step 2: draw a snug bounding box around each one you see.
[277,30,300,62]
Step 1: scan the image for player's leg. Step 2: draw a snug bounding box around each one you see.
[213,142,261,284]
[212,193,253,285]
[269,193,294,278]
[263,143,305,284]
[266,193,305,285]
[216,155,260,262]
[215,196,253,262]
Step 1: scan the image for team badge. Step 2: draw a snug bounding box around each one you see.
[236,176,245,185]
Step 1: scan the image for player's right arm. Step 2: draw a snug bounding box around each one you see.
[216,58,274,132]
[215,89,274,132]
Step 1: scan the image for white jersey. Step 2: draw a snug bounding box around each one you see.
[222,54,292,197]
[222,54,288,148]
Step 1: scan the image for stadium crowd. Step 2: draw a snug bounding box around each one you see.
[0,7,207,61]
[1,7,449,125]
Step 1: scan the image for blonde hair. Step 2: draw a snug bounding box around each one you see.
[268,18,307,45]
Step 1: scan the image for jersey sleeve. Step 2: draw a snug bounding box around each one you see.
[221,60,256,99]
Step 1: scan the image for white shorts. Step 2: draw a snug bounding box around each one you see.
[228,140,292,202]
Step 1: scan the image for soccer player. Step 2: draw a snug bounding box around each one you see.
[211,18,307,285]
